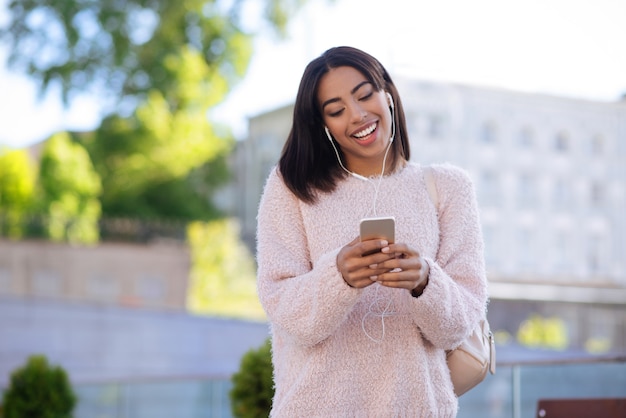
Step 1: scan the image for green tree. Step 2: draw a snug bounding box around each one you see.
[230,338,274,418]
[0,0,306,107]
[1,355,77,418]
[83,47,233,220]
[0,147,36,238]
[186,218,265,320]
[0,0,313,221]
[38,132,102,244]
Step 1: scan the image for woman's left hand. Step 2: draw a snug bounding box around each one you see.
[368,243,430,295]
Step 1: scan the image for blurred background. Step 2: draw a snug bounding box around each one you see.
[0,0,625,417]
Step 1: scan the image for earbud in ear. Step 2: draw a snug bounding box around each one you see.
[386,92,394,109]
[324,126,333,142]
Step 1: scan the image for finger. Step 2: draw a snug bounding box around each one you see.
[382,243,419,258]
[359,239,390,257]
[377,271,426,290]
[374,256,422,274]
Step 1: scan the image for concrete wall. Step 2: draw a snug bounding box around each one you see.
[0,239,190,310]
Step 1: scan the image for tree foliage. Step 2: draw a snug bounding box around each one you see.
[82,45,233,220]
[186,218,265,320]
[230,338,274,418]
[0,148,36,238]
[0,0,313,222]
[38,132,102,244]
[1,355,77,418]
[0,0,305,108]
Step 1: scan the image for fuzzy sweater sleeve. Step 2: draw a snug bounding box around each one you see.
[411,164,488,350]
[256,168,362,347]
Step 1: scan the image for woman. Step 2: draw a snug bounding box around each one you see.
[256,46,488,417]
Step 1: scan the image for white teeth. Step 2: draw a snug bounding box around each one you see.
[353,123,376,139]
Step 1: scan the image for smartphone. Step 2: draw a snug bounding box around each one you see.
[359,216,395,255]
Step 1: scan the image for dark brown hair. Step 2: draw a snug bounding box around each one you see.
[278,46,411,203]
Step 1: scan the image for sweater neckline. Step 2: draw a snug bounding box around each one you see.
[354,160,411,181]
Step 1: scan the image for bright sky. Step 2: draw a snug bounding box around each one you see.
[1,0,625,148]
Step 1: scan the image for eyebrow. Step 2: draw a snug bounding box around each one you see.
[321,80,372,110]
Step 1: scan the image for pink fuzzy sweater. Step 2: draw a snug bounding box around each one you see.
[256,162,488,418]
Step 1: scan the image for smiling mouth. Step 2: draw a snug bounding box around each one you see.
[353,122,377,140]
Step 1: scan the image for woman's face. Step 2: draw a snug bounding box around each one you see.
[318,66,393,177]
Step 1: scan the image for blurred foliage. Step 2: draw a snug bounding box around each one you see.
[186,218,265,320]
[230,338,274,418]
[80,46,233,221]
[0,148,36,238]
[1,354,77,418]
[38,132,102,244]
[0,0,308,108]
[517,313,568,350]
[0,0,313,222]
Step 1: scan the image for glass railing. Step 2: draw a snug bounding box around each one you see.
[458,354,626,418]
[73,355,626,418]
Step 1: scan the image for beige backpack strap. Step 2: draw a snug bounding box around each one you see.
[423,166,439,210]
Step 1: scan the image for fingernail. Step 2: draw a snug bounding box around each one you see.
[369,275,378,281]
[369,264,377,269]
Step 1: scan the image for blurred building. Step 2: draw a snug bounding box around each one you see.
[227,77,626,352]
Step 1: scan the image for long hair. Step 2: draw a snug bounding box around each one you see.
[278,46,411,204]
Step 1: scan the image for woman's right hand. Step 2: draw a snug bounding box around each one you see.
[336,237,396,288]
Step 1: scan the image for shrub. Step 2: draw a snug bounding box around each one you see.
[1,355,76,418]
[230,338,274,418]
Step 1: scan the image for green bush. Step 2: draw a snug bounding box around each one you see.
[230,338,274,418]
[1,355,76,418]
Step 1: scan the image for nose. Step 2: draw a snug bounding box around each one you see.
[347,100,367,122]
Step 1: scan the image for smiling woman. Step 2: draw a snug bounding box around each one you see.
[255,46,489,417]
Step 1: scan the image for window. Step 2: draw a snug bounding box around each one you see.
[480,121,497,144]
[587,234,605,276]
[518,228,535,269]
[590,181,604,207]
[517,173,536,209]
[589,134,605,156]
[518,126,534,149]
[554,230,570,273]
[552,178,572,209]
[554,131,569,153]
[478,170,501,206]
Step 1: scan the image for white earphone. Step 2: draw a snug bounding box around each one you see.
[386,92,394,109]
